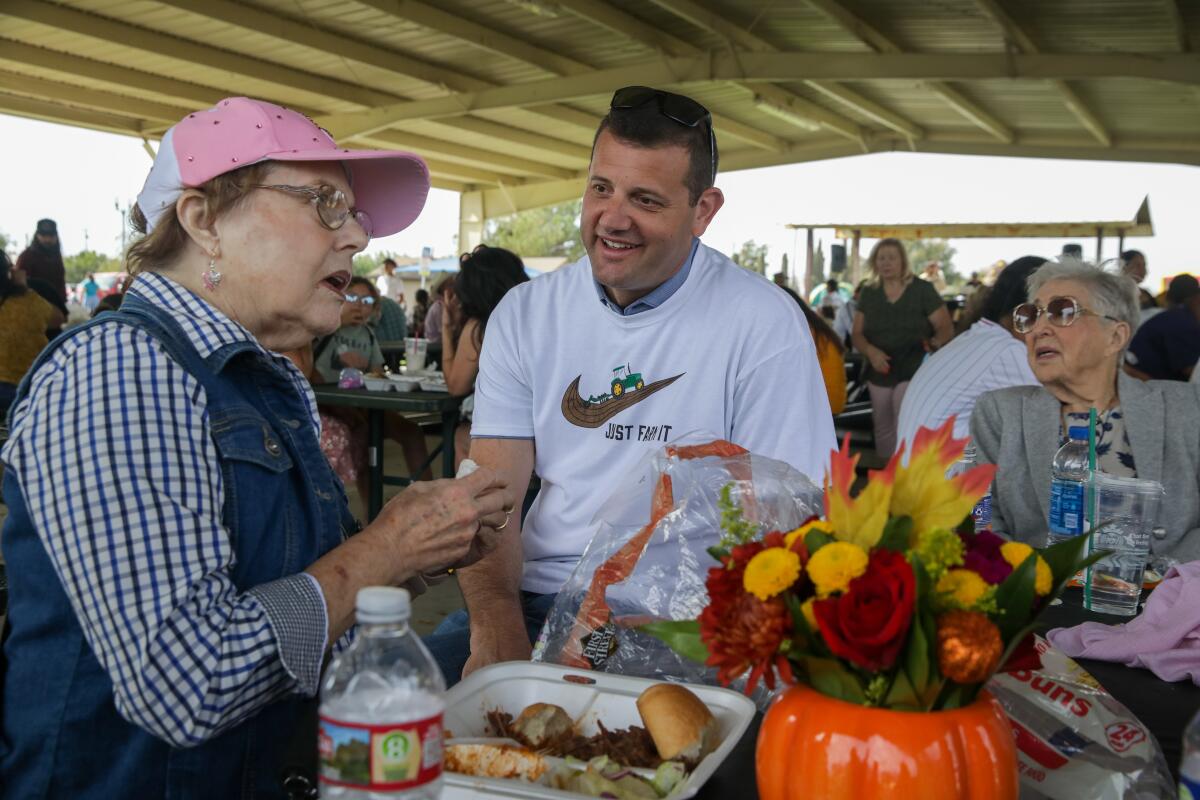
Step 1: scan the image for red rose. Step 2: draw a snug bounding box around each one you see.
[813,549,915,671]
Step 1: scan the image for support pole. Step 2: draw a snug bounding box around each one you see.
[806,228,815,296]
[1095,227,1103,262]
[458,189,485,254]
[851,230,862,284]
[1118,232,1126,256]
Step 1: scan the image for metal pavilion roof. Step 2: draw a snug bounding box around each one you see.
[1,0,1198,222]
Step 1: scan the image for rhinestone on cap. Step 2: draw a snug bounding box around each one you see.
[213,120,220,125]
[231,157,238,162]
[187,155,194,161]
[256,123,262,128]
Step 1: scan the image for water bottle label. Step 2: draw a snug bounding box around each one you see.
[318,712,443,791]
[1049,479,1085,536]
[1180,775,1200,799]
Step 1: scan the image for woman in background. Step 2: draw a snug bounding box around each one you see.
[0,250,63,416]
[442,245,529,468]
[852,238,954,456]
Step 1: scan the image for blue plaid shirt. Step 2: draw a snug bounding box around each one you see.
[1,272,335,747]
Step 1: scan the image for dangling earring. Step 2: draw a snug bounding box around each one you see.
[202,253,222,291]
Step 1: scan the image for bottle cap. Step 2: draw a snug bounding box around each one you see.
[356,586,411,624]
[1067,425,1090,440]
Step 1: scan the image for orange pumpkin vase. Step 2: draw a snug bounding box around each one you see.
[756,684,1018,800]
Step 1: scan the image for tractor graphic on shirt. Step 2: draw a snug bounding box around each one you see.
[610,364,645,397]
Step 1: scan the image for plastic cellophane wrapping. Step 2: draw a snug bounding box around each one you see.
[530,438,821,701]
[988,636,1174,799]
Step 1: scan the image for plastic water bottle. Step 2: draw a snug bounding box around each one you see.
[1047,426,1091,546]
[950,443,992,532]
[319,587,445,799]
[1180,708,1200,798]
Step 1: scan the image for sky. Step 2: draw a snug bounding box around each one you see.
[2,113,1196,292]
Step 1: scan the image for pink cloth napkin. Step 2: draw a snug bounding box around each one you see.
[1047,561,1200,684]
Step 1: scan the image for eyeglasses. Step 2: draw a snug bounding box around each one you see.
[251,184,373,238]
[610,86,716,185]
[343,294,376,305]
[1012,296,1121,334]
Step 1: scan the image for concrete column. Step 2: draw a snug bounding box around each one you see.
[458,189,485,253]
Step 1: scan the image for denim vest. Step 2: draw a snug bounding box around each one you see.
[1,293,353,798]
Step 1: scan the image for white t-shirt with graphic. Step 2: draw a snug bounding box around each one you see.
[472,243,837,594]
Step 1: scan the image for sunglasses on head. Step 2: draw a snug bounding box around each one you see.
[610,86,716,185]
[343,294,376,305]
[1012,296,1120,334]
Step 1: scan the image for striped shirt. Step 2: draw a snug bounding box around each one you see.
[1,271,333,748]
[897,318,1039,450]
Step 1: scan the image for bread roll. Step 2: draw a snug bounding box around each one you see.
[635,683,717,762]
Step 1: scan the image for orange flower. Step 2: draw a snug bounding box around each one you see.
[890,418,997,536]
[824,435,895,549]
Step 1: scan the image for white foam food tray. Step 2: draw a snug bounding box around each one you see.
[442,661,756,800]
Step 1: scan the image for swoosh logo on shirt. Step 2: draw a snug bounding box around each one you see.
[560,373,685,429]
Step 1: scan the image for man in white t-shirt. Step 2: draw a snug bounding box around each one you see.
[374,257,405,308]
[424,86,836,684]
[897,256,1046,450]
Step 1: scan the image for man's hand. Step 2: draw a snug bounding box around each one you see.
[463,608,532,679]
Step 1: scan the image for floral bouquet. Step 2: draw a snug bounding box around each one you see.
[644,419,1107,711]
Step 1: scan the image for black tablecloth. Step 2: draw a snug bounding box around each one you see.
[699,593,1200,798]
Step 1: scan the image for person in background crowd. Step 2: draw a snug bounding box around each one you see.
[1125,273,1200,382]
[0,97,513,798]
[423,275,455,370]
[16,218,67,306]
[373,293,408,343]
[964,271,984,295]
[442,245,530,469]
[852,238,954,457]
[411,287,430,338]
[972,260,1200,559]
[819,277,845,320]
[922,261,949,294]
[832,279,864,346]
[1120,249,1160,318]
[424,85,834,686]
[898,256,1045,448]
[784,287,846,415]
[23,276,68,339]
[92,292,124,317]
[81,272,100,314]
[374,257,406,309]
[0,250,64,417]
[313,276,432,481]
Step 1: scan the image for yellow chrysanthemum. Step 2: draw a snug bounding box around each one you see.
[801,598,818,632]
[937,568,990,608]
[743,547,802,601]
[805,541,869,598]
[1000,542,1053,596]
[785,519,831,550]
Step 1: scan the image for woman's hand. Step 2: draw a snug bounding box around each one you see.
[867,347,891,375]
[364,467,513,580]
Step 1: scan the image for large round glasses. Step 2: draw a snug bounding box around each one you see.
[1012,296,1121,334]
[251,183,373,238]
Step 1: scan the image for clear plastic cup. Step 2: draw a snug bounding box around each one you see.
[1082,473,1164,616]
[404,337,428,374]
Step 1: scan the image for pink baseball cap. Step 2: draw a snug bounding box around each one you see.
[137,97,429,238]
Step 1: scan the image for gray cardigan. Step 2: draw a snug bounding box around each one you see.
[971,372,1200,560]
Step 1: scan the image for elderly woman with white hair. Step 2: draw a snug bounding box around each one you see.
[971,260,1200,558]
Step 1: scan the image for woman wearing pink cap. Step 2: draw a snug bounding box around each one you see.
[0,98,513,798]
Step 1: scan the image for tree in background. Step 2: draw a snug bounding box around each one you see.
[906,239,962,287]
[63,250,122,283]
[484,201,585,261]
[731,240,769,275]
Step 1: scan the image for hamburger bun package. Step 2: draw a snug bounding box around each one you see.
[531,438,821,701]
[987,636,1173,799]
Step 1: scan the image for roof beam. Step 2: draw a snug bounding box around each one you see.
[355,0,590,76]
[416,158,511,185]
[803,0,1014,141]
[0,39,221,108]
[561,0,866,142]
[426,116,591,161]
[650,0,922,139]
[1165,0,1191,52]
[316,51,1200,138]
[0,69,191,124]
[1,0,391,107]
[0,92,145,136]
[355,131,577,179]
[972,0,1111,146]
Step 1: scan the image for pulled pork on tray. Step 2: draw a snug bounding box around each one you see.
[487,709,664,769]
